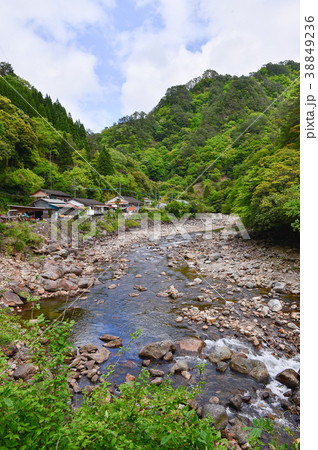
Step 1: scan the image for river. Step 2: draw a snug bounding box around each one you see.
[21,231,300,439]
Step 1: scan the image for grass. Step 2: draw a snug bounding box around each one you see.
[0,222,43,254]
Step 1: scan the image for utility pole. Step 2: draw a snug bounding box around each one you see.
[49,150,52,190]
[119,182,121,196]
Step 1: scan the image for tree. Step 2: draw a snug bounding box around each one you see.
[0,62,15,77]
[97,146,114,176]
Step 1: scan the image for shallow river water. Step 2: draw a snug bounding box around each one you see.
[22,232,300,436]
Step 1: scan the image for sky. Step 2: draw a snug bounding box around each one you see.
[0,0,299,132]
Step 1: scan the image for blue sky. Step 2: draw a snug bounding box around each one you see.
[0,0,299,132]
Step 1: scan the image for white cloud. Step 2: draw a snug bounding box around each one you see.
[0,0,115,130]
[117,0,299,117]
[0,0,299,131]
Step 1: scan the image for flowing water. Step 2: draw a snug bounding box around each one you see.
[21,232,300,436]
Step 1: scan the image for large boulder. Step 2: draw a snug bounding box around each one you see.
[139,340,175,360]
[230,355,269,384]
[13,363,37,381]
[88,347,110,364]
[208,346,232,364]
[249,360,269,384]
[229,415,252,445]
[230,355,251,375]
[170,360,189,374]
[177,338,204,354]
[41,279,60,292]
[273,282,286,293]
[268,299,282,312]
[201,404,228,430]
[41,263,64,280]
[276,369,299,389]
[1,291,24,306]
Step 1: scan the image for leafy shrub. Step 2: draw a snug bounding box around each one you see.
[2,222,42,254]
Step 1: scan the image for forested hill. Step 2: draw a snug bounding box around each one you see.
[101,60,300,236]
[0,62,155,208]
[0,60,299,238]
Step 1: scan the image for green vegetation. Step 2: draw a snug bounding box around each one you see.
[0,222,42,254]
[0,63,155,208]
[101,61,300,239]
[0,311,298,449]
[1,60,300,238]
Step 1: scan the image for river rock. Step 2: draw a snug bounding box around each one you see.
[150,377,163,386]
[268,299,282,312]
[276,369,299,388]
[216,362,228,372]
[59,278,78,291]
[291,388,300,406]
[88,347,110,364]
[230,355,251,375]
[134,284,147,291]
[1,291,24,306]
[100,334,120,342]
[77,278,90,289]
[170,360,188,374]
[9,283,31,300]
[177,338,204,354]
[79,344,98,354]
[103,339,122,348]
[228,393,242,411]
[201,404,228,430]
[13,363,37,381]
[41,279,60,292]
[139,340,175,360]
[249,360,269,384]
[208,345,232,363]
[229,415,252,445]
[230,355,269,384]
[273,282,286,293]
[41,264,64,280]
[149,369,165,377]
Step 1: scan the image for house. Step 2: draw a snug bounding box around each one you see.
[72,198,106,216]
[106,196,142,214]
[4,205,49,220]
[143,197,152,205]
[30,198,73,219]
[31,189,71,201]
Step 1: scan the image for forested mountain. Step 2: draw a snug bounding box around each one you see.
[101,61,300,236]
[0,62,155,207]
[0,61,299,237]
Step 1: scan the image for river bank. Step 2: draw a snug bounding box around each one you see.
[0,216,299,307]
[0,217,300,447]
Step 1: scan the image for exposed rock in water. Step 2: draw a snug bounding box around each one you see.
[229,415,252,445]
[276,368,299,388]
[88,347,110,364]
[139,340,175,360]
[201,404,228,430]
[79,344,98,354]
[230,355,269,384]
[177,338,204,354]
[170,360,189,374]
[207,345,232,363]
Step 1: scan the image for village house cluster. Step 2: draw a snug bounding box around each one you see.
[2,189,153,221]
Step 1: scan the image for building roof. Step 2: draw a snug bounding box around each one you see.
[108,196,142,205]
[31,189,70,197]
[73,198,105,206]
